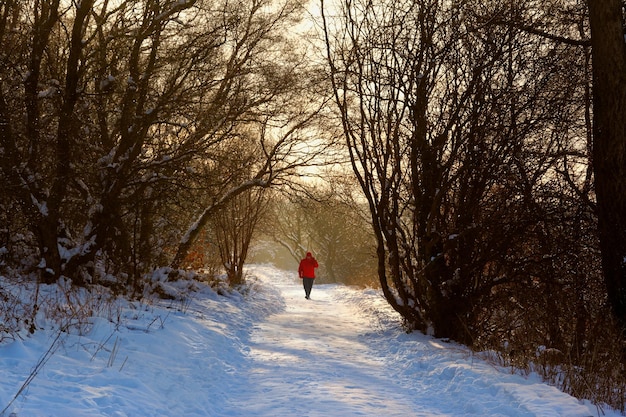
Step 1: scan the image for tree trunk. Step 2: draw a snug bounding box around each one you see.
[37,219,62,284]
[170,179,268,270]
[587,0,626,328]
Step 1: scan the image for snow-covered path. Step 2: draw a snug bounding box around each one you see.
[0,264,619,416]
[228,267,603,417]
[229,277,417,416]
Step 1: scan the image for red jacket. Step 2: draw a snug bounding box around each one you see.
[298,253,318,279]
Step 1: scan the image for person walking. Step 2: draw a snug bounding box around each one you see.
[298,252,319,299]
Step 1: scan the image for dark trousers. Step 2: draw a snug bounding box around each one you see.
[302,278,314,298]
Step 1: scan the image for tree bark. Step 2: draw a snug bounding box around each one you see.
[587,0,626,328]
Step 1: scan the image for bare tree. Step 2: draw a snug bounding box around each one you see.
[264,194,313,263]
[0,0,325,287]
[321,0,587,342]
[213,187,268,286]
[483,0,626,355]
[305,194,377,285]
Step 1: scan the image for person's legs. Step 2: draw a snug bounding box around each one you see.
[303,278,314,299]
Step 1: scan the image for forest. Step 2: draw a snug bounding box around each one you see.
[0,0,625,410]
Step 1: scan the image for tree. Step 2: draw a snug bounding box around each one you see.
[200,131,270,286]
[213,187,268,286]
[0,0,95,284]
[0,0,323,287]
[322,0,588,343]
[480,0,626,336]
[265,194,314,263]
[301,188,377,285]
[586,0,626,329]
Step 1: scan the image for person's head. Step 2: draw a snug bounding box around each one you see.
[306,251,312,258]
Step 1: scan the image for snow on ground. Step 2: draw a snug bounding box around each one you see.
[0,264,620,417]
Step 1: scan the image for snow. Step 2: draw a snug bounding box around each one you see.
[37,87,57,99]
[29,195,48,216]
[0,264,619,417]
[99,75,115,91]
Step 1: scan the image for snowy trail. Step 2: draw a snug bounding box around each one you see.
[227,267,601,417]
[228,276,418,416]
